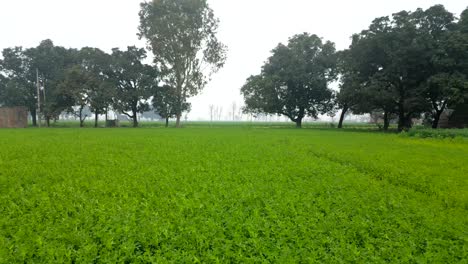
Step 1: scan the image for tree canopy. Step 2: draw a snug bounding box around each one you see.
[241,33,337,128]
[138,0,227,127]
[108,46,157,127]
[336,5,468,130]
[0,4,466,130]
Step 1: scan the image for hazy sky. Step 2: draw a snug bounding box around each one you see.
[0,0,466,120]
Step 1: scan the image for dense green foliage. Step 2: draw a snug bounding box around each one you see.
[138,0,227,127]
[240,5,468,131]
[338,5,468,131]
[0,127,466,262]
[403,127,468,139]
[0,42,159,128]
[241,33,337,128]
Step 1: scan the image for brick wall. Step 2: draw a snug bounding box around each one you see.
[0,107,28,128]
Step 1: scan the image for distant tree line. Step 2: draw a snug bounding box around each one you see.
[242,5,468,130]
[0,0,226,128]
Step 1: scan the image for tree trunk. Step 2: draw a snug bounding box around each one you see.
[405,114,413,130]
[165,117,169,128]
[397,101,406,132]
[431,101,447,129]
[79,108,84,128]
[383,111,390,131]
[176,114,181,128]
[46,117,50,127]
[432,111,441,129]
[338,105,348,129]
[105,107,108,122]
[295,118,302,128]
[95,113,99,128]
[31,109,37,127]
[132,111,138,127]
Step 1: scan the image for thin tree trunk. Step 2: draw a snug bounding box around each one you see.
[383,111,390,131]
[338,105,348,129]
[31,109,37,126]
[46,117,50,127]
[79,108,84,128]
[397,101,405,132]
[133,111,138,127]
[165,117,169,128]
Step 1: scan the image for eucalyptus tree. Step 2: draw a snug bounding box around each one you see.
[139,0,227,127]
[241,33,337,128]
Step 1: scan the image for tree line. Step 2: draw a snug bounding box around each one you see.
[0,0,226,128]
[242,5,468,130]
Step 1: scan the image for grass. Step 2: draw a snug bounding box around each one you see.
[0,125,467,262]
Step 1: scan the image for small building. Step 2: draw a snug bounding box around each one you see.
[0,107,28,128]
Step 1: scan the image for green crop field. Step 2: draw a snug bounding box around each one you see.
[0,126,467,263]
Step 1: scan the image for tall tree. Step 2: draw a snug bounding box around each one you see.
[414,5,468,128]
[241,33,337,128]
[25,40,78,126]
[344,12,433,131]
[138,0,227,127]
[108,46,157,127]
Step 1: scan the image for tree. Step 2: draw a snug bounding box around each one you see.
[413,5,468,128]
[58,61,115,128]
[152,85,189,127]
[209,104,215,122]
[77,47,114,127]
[344,11,435,131]
[0,74,6,105]
[336,49,371,129]
[231,101,236,121]
[108,46,157,127]
[138,0,227,127]
[459,7,468,33]
[0,47,38,125]
[241,33,337,128]
[25,40,78,126]
[58,66,93,127]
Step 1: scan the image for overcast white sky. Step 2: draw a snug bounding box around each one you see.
[0,0,466,120]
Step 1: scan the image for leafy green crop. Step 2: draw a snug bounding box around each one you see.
[0,127,466,263]
[403,128,468,139]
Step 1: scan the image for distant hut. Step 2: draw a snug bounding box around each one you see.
[438,103,468,128]
[0,107,28,128]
